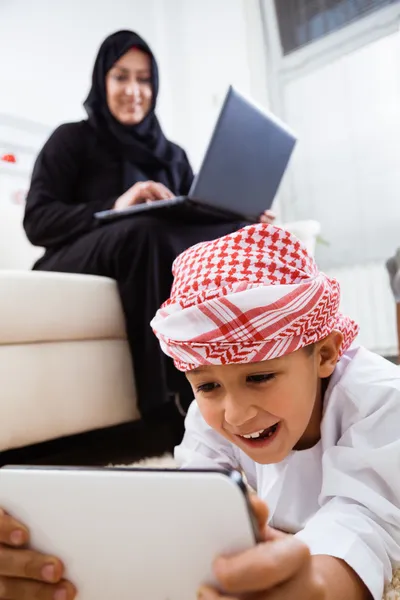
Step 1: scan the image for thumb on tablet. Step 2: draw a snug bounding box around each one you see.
[248,495,268,537]
[0,508,30,546]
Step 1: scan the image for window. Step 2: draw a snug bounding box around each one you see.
[260,0,400,269]
[274,0,400,54]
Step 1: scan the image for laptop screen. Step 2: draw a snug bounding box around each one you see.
[190,87,297,220]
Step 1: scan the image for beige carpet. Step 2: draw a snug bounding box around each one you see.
[125,455,400,599]
[121,455,176,469]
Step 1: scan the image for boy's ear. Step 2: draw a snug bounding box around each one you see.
[316,331,343,378]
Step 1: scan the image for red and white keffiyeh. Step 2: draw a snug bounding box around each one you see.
[151,223,359,372]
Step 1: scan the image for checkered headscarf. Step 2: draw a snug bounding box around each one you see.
[151,224,359,372]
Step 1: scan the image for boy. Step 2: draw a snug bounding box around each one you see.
[151,223,400,600]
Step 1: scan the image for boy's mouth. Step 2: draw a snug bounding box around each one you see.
[236,422,280,446]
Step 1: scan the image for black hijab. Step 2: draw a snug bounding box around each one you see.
[84,30,186,191]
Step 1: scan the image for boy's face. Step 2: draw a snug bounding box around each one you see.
[186,333,342,464]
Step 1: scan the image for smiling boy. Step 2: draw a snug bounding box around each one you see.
[152,223,400,600]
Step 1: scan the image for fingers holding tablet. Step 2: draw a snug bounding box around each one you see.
[247,495,269,538]
[0,507,76,600]
[0,508,29,547]
[0,467,257,600]
[0,576,76,600]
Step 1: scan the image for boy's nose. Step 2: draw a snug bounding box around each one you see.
[223,393,258,428]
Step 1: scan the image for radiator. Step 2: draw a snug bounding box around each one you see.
[325,262,397,358]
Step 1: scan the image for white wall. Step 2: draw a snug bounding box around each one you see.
[0,0,157,123]
[154,0,270,167]
[260,1,400,355]
[0,0,267,168]
[261,1,400,270]
[282,29,400,270]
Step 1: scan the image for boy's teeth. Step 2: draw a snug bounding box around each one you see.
[242,429,265,439]
[241,423,278,440]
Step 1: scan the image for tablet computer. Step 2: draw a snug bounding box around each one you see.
[0,467,260,600]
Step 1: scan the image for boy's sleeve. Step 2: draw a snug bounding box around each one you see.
[174,401,240,471]
[295,386,400,600]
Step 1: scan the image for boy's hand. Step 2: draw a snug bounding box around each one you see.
[200,529,324,600]
[198,496,325,600]
[0,508,76,600]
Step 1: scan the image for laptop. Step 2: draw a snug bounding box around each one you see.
[95,86,297,224]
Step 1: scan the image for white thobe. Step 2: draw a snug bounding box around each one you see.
[175,347,400,600]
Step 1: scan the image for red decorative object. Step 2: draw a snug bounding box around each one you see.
[1,154,17,163]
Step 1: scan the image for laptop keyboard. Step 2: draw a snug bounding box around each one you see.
[125,197,185,212]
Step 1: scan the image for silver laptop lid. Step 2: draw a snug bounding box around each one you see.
[189,86,297,220]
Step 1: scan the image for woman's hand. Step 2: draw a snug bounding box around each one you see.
[0,508,76,600]
[114,181,174,210]
[259,209,276,224]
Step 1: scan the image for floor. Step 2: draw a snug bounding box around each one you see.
[0,409,184,468]
[119,454,175,468]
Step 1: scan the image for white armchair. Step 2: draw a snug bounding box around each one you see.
[0,198,139,455]
[281,220,321,257]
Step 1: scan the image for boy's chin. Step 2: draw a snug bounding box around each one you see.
[245,448,291,465]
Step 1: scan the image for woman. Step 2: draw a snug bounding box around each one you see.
[24,30,273,420]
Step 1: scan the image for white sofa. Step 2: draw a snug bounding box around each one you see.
[0,200,139,454]
[281,220,321,257]
[0,194,320,454]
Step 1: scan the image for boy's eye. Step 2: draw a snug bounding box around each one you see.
[246,373,276,384]
[196,382,220,394]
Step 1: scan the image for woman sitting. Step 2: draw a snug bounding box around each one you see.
[24,29,273,423]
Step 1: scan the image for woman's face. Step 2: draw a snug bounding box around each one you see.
[106,47,153,125]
